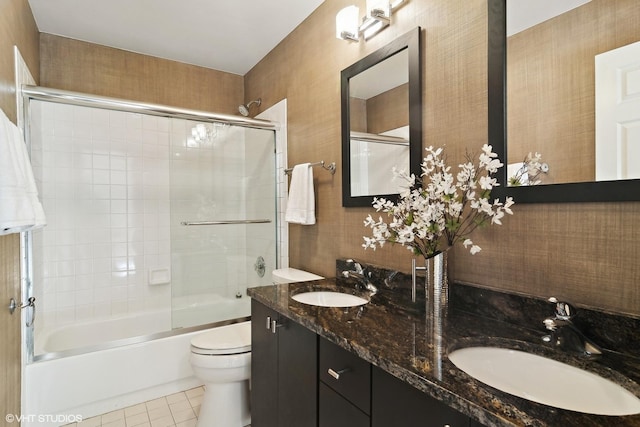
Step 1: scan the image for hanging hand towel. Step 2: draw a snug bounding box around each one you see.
[0,108,46,235]
[285,163,316,225]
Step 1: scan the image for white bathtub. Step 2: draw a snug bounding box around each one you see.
[25,297,251,427]
[39,310,171,354]
[172,293,251,328]
[36,294,251,354]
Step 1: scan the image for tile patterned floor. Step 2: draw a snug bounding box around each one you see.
[64,387,204,427]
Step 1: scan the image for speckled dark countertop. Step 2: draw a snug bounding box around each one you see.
[248,261,640,427]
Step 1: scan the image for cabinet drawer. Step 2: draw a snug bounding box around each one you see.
[319,383,369,427]
[372,366,470,427]
[319,338,371,414]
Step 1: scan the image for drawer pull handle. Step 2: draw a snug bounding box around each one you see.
[266,316,271,330]
[328,368,350,380]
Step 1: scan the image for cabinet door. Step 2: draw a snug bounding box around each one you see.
[319,383,369,427]
[372,366,470,427]
[277,314,318,427]
[251,300,279,427]
[251,300,318,427]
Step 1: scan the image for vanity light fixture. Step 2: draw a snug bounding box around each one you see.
[336,0,406,42]
[362,0,390,38]
[336,5,360,41]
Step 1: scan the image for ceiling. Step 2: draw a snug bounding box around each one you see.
[28,0,325,76]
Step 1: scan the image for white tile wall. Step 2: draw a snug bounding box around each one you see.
[30,101,173,353]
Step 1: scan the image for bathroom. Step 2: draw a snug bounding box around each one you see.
[2,0,640,426]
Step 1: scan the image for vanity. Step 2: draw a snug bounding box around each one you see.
[248,260,640,427]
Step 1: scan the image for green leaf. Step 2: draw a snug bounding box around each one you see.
[445,219,461,232]
[405,211,414,225]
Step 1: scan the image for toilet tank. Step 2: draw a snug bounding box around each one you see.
[272,268,324,284]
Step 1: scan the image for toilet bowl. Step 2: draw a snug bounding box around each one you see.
[189,321,251,427]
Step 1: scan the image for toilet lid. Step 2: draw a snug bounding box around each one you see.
[191,321,251,355]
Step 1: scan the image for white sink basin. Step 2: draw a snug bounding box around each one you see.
[448,346,640,416]
[291,291,368,308]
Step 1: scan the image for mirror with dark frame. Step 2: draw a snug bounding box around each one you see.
[488,0,640,203]
[341,27,422,207]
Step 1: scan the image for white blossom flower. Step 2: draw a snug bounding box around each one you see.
[463,238,482,255]
[363,144,515,257]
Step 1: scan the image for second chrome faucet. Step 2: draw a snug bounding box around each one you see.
[542,297,602,357]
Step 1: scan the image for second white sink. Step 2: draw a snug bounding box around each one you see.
[291,291,368,308]
[448,346,640,416]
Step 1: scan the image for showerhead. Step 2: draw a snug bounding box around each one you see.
[238,98,262,116]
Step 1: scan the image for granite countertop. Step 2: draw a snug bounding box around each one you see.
[248,277,640,427]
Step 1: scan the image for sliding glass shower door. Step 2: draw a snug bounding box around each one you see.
[169,120,276,328]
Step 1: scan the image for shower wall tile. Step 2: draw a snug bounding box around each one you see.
[30,100,173,354]
[255,99,289,272]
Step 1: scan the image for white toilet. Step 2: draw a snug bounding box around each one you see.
[189,268,323,427]
[190,321,252,427]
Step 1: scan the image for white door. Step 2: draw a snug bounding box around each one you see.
[595,40,640,181]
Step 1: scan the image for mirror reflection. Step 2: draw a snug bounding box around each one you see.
[341,27,421,207]
[506,0,640,186]
[349,49,409,197]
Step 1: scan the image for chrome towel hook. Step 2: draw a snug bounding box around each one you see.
[8,296,36,327]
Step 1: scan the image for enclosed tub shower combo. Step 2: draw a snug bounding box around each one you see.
[20,86,282,424]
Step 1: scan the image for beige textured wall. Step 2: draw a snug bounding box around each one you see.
[40,34,244,115]
[245,0,640,316]
[349,84,408,134]
[0,0,39,420]
[367,83,408,134]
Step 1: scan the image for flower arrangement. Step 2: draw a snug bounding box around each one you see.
[363,144,514,258]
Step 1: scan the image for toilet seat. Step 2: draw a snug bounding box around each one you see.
[190,321,251,355]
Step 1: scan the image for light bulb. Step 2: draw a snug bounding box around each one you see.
[336,6,359,41]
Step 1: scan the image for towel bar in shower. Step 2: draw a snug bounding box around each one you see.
[181,219,272,226]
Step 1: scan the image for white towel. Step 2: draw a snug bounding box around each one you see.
[0,109,46,235]
[285,163,316,225]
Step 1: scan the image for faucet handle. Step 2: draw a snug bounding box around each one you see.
[548,297,576,320]
[345,259,364,274]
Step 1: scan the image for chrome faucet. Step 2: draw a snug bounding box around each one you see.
[543,297,602,357]
[342,260,378,294]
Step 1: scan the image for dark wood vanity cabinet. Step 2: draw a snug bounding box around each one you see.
[372,366,472,427]
[251,300,318,427]
[251,300,483,427]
